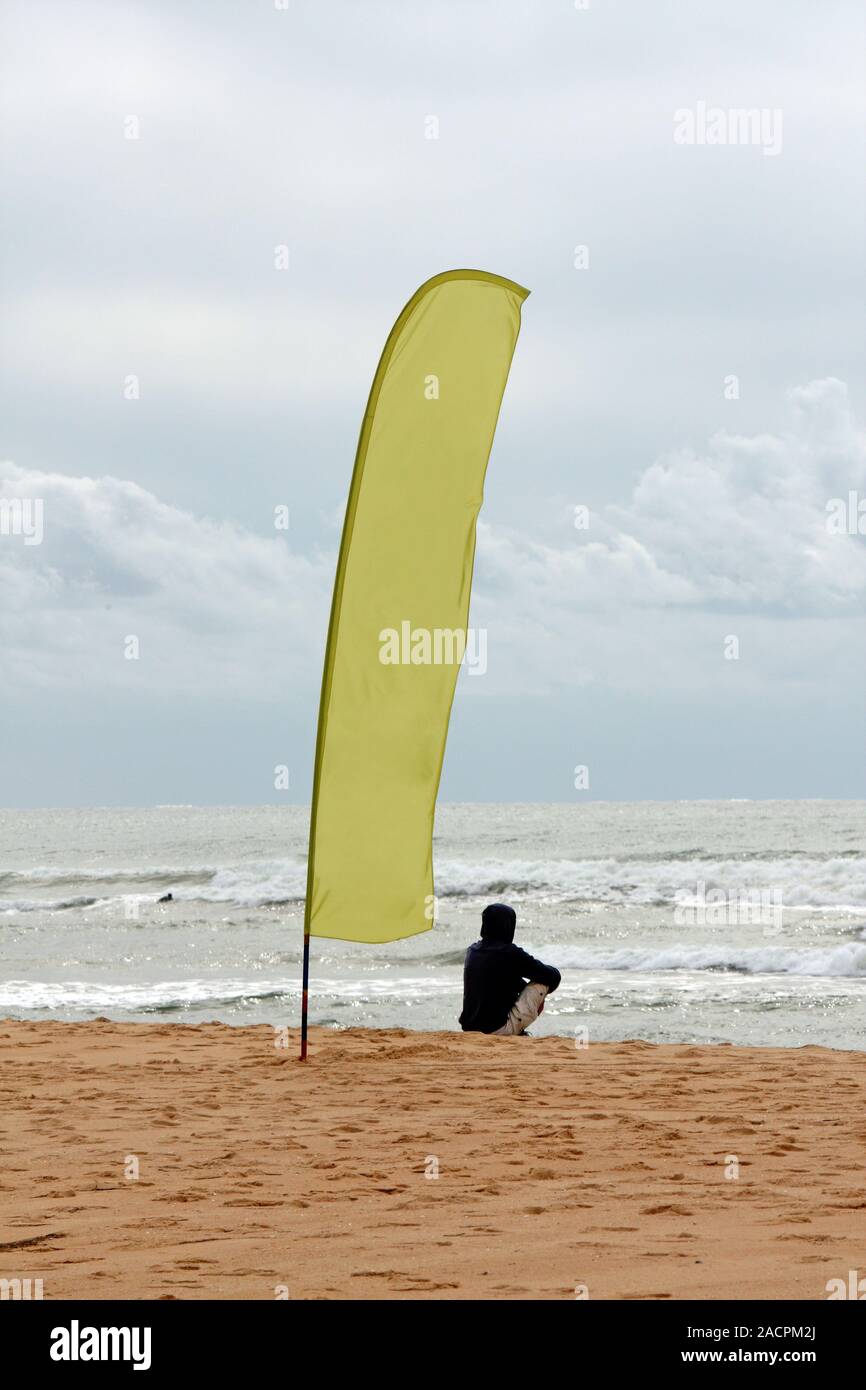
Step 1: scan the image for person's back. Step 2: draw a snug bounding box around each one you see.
[459,902,561,1035]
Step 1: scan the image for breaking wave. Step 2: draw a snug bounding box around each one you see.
[546,941,866,978]
[2,854,865,913]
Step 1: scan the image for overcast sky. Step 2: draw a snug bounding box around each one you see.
[1,0,864,806]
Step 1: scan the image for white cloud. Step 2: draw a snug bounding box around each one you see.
[477,378,866,617]
[0,461,329,697]
[468,378,866,695]
[2,380,863,704]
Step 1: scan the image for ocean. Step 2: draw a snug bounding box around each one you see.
[1,801,864,1049]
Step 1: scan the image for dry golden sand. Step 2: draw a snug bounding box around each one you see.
[1,1021,864,1301]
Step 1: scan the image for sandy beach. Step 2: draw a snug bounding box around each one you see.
[1,1021,864,1301]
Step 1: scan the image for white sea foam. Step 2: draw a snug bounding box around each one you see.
[0,978,286,1010]
[171,861,309,907]
[1,894,99,914]
[0,864,218,884]
[545,941,866,977]
[0,975,456,1011]
[434,856,866,910]
[2,853,865,912]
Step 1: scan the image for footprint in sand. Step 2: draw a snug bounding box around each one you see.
[640,1204,693,1216]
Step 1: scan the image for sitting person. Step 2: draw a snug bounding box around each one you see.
[459,902,561,1035]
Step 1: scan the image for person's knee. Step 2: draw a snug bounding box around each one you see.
[516,981,547,1020]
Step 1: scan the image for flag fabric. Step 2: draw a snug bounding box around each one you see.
[306,269,528,943]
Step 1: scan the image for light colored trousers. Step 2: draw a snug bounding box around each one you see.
[492,982,549,1036]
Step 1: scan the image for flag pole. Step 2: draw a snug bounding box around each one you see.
[300,706,321,1061]
[300,926,310,1061]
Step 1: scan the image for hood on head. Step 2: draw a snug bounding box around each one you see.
[480,902,516,943]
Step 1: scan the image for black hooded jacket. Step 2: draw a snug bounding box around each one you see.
[459,903,561,1034]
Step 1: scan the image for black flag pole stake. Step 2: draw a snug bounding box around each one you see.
[300,927,310,1061]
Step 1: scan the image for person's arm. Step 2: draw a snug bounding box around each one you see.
[511,945,561,993]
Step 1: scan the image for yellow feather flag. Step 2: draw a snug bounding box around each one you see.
[304,269,528,977]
